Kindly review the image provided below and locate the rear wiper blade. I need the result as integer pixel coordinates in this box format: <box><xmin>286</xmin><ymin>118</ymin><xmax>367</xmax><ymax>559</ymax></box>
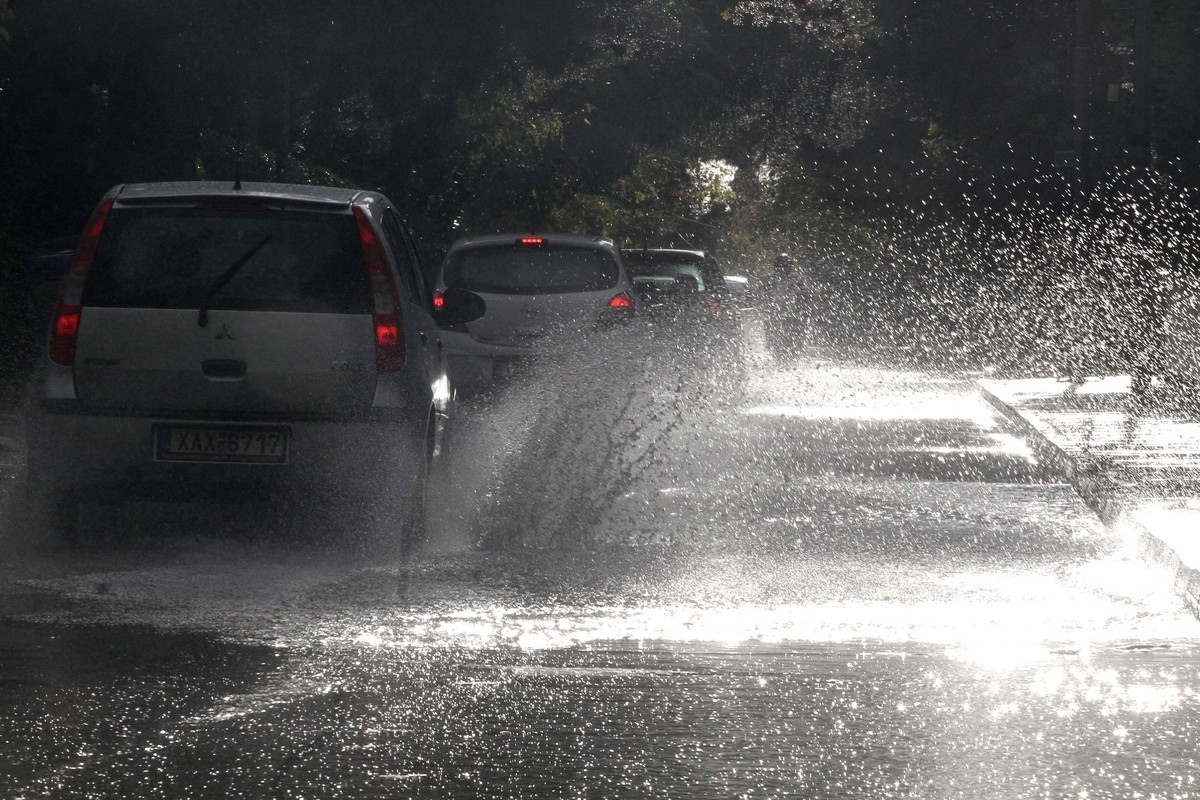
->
<box><xmin>197</xmin><ymin>234</ymin><xmax>272</xmax><ymax>327</ymax></box>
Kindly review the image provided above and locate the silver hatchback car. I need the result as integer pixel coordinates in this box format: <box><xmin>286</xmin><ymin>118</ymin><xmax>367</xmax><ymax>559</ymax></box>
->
<box><xmin>24</xmin><ymin>181</ymin><xmax>483</xmax><ymax>546</ymax></box>
<box><xmin>434</xmin><ymin>233</ymin><xmax>638</xmax><ymax>390</ymax></box>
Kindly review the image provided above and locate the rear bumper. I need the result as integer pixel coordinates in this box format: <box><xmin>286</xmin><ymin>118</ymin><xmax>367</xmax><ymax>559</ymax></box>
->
<box><xmin>26</xmin><ymin>408</ymin><xmax>425</xmax><ymax>502</ymax></box>
<box><xmin>441</xmin><ymin>331</ymin><xmax>530</xmax><ymax>389</ymax></box>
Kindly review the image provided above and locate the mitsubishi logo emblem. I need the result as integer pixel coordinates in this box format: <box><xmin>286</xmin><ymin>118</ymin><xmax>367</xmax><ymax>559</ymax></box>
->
<box><xmin>216</xmin><ymin>323</ymin><xmax>235</xmax><ymax>341</ymax></box>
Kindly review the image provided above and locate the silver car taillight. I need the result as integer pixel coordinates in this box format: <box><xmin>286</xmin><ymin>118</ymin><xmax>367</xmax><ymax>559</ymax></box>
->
<box><xmin>49</xmin><ymin>198</ymin><xmax>114</xmax><ymax>366</ymax></box>
<box><xmin>597</xmin><ymin>291</ymin><xmax>636</xmax><ymax>328</ymax></box>
<box><xmin>354</xmin><ymin>206</ymin><xmax>406</xmax><ymax>372</ymax></box>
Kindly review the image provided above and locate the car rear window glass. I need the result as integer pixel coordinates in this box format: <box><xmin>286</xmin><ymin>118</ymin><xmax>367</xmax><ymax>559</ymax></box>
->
<box><xmin>443</xmin><ymin>244</ymin><xmax>619</xmax><ymax>295</ymax></box>
<box><xmin>623</xmin><ymin>252</ymin><xmax>725</xmax><ymax>293</ymax></box>
<box><xmin>84</xmin><ymin>206</ymin><xmax>370</xmax><ymax>313</ymax></box>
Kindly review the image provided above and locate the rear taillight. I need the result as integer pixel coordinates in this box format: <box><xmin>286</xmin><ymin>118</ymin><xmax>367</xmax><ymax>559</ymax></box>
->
<box><xmin>375</xmin><ymin>318</ymin><xmax>400</xmax><ymax>347</ymax></box>
<box><xmin>608</xmin><ymin>292</ymin><xmax>634</xmax><ymax>309</ymax></box>
<box><xmin>598</xmin><ymin>291</ymin><xmax>636</xmax><ymax>328</ymax></box>
<box><xmin>49</xmin><ymin>198</ymin><xmax>114</xmax><ymax>366</ymax></box>
<box><xmin>354</xmin><ymin>206</ymin><xmax>406</xmax><ymax>372</ymax></box>
<box><xmin>431</xmin><ymin>291</ymin><xmax>470</xmax><ymax>333</ymax></box>
<box><xmin>374</xmin><ymin>314</ymin><xmax>404</xmax><ymax>371</ymax></box>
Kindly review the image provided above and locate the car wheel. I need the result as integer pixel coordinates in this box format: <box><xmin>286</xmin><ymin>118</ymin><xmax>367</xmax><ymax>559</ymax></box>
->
<box><xmin>22</xmin><ymin>478</ymin><xmax>82</xmax><ymax>546</ymax></box>
<box><xmin>398</xmin><ymin>453</ymin><xmax>430</xmax><ymax>554</ymax></box>
<box><xmin>358</xmin><ymin>424</ymin><xmax>431</xmax><ymax>560</ymax></box>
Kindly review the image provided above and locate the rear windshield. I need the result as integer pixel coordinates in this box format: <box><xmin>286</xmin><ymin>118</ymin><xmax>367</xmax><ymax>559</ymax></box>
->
<box><xmin>443</xmin><ymin>244</ymin><xmax>619</xmax><ymax>295</ymax></box>
<box><xmin>84</xmin><ymin>206</ymin><xmax>370</xmax><ymax>313</ymax></box>
<box><xmin>624</xmin><ymin>251</ymin><xmax>725</xmax><ymax>293</ymax></box>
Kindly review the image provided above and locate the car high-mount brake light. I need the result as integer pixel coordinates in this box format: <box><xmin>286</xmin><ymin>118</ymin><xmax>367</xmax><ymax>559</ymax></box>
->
<box><xmin>518</xmin><ymin>237</ymin><xmax>545</xmax><ymax>247</ymax></box>
<box><xmin>354</xmin><ymin>206</ymin><xmax>406</xmax><ymax>372</ymax></box>
<box><xmin>49</xmin><ymin>198</ymin><xmax>114</xmax><ymax>366</ymax></box>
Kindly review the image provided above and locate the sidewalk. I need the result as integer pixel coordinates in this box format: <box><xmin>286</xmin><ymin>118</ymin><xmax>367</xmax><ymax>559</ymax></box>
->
<box><xmin>980</xmin><ymin>375</ymin><xmax>1200</xmax><ymax>618</ymax></box>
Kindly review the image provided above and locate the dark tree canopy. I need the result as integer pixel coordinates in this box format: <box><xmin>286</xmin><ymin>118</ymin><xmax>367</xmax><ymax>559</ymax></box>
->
<box><xmin>0</xmin><ymin>0</ymin><xmax>1195</xmax><ymax>272</ymax></box>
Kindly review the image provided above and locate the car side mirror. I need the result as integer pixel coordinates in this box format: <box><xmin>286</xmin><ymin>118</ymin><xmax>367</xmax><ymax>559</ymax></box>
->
<box><xmin>433</xmin><ymin>288</ymin><xmax>486</xmax><ymax>327</ymax></box>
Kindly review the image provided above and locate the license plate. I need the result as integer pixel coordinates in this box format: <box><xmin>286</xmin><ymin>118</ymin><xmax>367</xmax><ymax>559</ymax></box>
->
<box><xmin>154</xmin><ymin>424</ymin><xmax>290</xmax><ymax>464</ymax></box>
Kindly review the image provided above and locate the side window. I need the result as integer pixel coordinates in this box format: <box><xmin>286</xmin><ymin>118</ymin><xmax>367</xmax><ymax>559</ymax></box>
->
<box><xmin>402</xmin><ymin>220</ymin><xmax>432</xmax><ymax>304</ymax></box>
<box><xmin>381</xmin><ymin>206</ymin><xmax>429</xmax><ymax>307</ymax></box>
<box><xmin>380</xmin><ymin>209</ymin><xmax>419</xmax><ymax>303</ymax></box>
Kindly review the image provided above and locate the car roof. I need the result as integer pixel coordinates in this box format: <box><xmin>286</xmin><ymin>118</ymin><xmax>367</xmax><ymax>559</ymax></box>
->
<box><xmin>108</xmin><ymin>181</ymin><xmax>373</xmax><ymax>208</ymax></box>
<box><xmin>447</xmin><ymin>233</ymin><xmax>617</xmax><ymax>250</ymax></box>
<box><xmin>623</xmin><ymin>248</ymin><xmax>707</xmax><ymax>260</ymax></box>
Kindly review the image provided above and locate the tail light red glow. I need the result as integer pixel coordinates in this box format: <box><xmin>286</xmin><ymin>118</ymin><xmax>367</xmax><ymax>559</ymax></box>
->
<box><xmin>354</xmin><ymin>206</ymin><xmax>406</xmax><ymax>372</ymax></box>
<box><xmin>518</xmin><ymin>237</ymin><xmax>545</xmax><ymax>247</ymax></box>
<box><xmin>54</xmin><ymin>312</ymin><xmax>81</xmax><ymax>338</ymax></box>
<box><xmin>49</xmin><ymin>197</ymin><xmax>114</xmax><ymax>366</ymax></box>
<box><xmin>376</xmin><ymin>319</ymin><xmax>400</xmax><ymax>346</ymax></box>
<box><xmin>374</xmin><ymin>315</ymin><xmax>405</xmax><ymax>371</ymax></box>
<box><xmin>433</xmin><ymin>291</ymin><xmax>470</xmax><ymax>332</ymax></box>
<box><xmin>608</xmin><ymin>292</ymin><xmax>634</xmax><ymax>309</ymax></box>
<box><xmin>597</xmin><ymin>291</ymin><xmax>636</xmax><ymax>329</ymax></box>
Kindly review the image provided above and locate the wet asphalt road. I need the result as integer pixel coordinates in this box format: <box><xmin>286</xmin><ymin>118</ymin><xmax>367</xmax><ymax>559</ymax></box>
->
<box><xmin>0</xmin><ymin>319</ymin><xmax>1197</xmax><ymax>799</ymax></box>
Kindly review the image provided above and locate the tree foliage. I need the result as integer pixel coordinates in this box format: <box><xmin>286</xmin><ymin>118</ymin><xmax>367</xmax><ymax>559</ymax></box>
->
<box><xmin>0</xmin><ymin>0</ymin><xmax>12</xmax><ymax>43</ymax></box>
<box><xmin>0</xmin><ymin>0</ymin><xmax>1195</xmax><ymax>272</ymax></box>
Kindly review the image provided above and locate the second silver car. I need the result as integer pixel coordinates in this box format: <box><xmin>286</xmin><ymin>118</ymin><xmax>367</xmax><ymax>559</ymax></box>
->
<box><xmin>434</xmin><ymin>233</ymin><xmax>638</xmax><ymax>390</ymax></box>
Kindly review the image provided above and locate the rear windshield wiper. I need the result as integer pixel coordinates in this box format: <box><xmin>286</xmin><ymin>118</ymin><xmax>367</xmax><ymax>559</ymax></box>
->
<box><xmin>197</xmin><ymin>234</ymin><xmax>272</xmax><ymax>327</ymax></box>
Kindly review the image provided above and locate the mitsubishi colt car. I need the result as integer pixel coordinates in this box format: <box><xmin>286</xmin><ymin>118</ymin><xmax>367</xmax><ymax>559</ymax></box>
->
<box><xmin>434</xmin><ymin>233</ymin><xmax>638</xmax><ymax>390</ymax></box>
<box><xmin>24</xmin><ymin>181</ymin><xmax>483</xmax><ymax>547</ymax></box>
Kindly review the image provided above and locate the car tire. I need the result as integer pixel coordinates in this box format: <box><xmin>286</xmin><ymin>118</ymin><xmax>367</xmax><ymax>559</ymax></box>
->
<box><xmin>22</xmin><ymin>477</ymin><xmax>82</xmax><ymax>547</ymax></box>
<box><xmin>358</xmin><ymin>423</ymin><xmax>431</xmax><ymax>560</ymax></box>
<box><xmin>398</xmin><ymin>454</ymin><xmax>430</xmax><ymax>555</ymax></box>
<box><xmin>22</xmin><ymin>405</ymin><xmax>83</xmax><ymax>546</ymax></box>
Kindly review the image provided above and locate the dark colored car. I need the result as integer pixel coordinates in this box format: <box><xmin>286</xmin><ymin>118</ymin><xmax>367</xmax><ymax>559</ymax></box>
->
<box><xmin>24</xmin><ymin>181</ymin><xmax>483</xmax><ymax>548</ymax></box>
<box><xmin>623</xmin><ymin>248</ymin><xmax>738</xmax><ymax>329</ymax></box>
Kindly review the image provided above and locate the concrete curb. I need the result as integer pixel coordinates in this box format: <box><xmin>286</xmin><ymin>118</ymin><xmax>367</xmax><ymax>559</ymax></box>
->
<box><xmin>979</xmin><ymin>382</ymin><xmax>1200</xmax><ymax>619</ymax></box>
<box><xmin>978</xmin><ymin>385</ymin><xmax>1126</xmax><ymax>526</ymax></box>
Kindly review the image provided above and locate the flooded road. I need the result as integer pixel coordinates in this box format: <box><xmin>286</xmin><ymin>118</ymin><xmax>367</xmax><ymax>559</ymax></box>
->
<box><xmin>0</xmin><ymin>322</ymin><xmax>1197</xmax><ymax>798</ymax></box>
<box><xmin>3</xmin><ymin>623</ymin><xmax>1196</xmax><ymax>799</ymax></box>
